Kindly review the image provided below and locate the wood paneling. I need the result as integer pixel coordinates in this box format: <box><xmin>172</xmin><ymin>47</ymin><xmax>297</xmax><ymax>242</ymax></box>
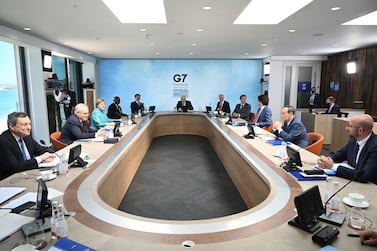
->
<box><xmin>320</xmin><ymin>45</ymin><xmax>377</xmax><ymax>116</ymax></box>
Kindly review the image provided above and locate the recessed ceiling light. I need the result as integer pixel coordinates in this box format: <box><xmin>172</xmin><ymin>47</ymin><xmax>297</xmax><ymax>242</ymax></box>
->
<box><xmin>155</xmin><ymin>52</ymin><xmax>160</xmax><ymax>55</ymax></box>
<box><xmin>189</xmin><ymin>52</ymin><xmax>193</xmax><ymax>55</ymax></box>
<box><xmin>196</xmin><ymin>28</ymin><xmax>203</xmax><ymax>32</ymax></box>
<box><xmin>332</xmin><ymin>44</ymin><xmax>339</xmax><ymax>47</ymax></box>
<box><xmin>234</xmin><ymin>0</ymin><xmax>313</xmax><ymax>24</ymax></box>
<box><xmin>23</xmin><ymin>27</ymin><xmax>31</xmax><ymax>31</ymax></box>
<box><xmin>244</xmin><ymin>52</ymin><xmax>249</xmax><ymax>55</ymax></box>
<box><xmin>330</xmin><ymin>6</ymin><xmax>341</xmax><ymax>11</ymax></box>
<box><xmin>140</xmin><ymin>28</ymin><xmax>147</xmax><ymax>32</ymax></box>
<box><xmin>342</xmin><ymin>10</ymin><xmax>377</xmax><ymax>25</ymax></box>
<box><xmin>203</xmin><ymin>6</ymin><xmax>212</xmax><ymax>10</ymax></box>
<box><xmin>87</xmin><ymin>52</ymin><xmax>92</xmax><ymax>54</ymax></box>
<box><xmin>149</xmin><ymin>43</ymin><xmax>155</xmax><ymax>46</ymax></box>
<box><xmin>289</xmin><ymin>29</ymin><xmax>296</xmax><ymax>33</ymax></box>
<box><xmin>102</xmin><ymin>0</ymin><xmax>167</xmax><ymax>24</ymax></box>
<box><xmin>192</xmin><ymin>43</ymin><xmax>197</xmax><ymax>46</ymax></box>
<box><xmin>261</xmin><ymin>43</ymin><xmax>267</xmax><ymax>47</ymax></box>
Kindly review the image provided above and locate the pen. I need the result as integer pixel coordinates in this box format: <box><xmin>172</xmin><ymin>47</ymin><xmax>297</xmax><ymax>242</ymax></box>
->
<box><xmin>347</xmin><ymin>233</ymin><xmax>360</xmax><ymax>237</ymax></box>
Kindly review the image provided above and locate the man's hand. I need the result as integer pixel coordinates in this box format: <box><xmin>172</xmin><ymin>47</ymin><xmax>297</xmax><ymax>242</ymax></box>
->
<box><xmin>317</xmin><ymin>155</ymin><xmax>334</xmax><ymax>169</ymax></box>
<box><xmin>40</xmin><ymin>152</ymin><xmax>55</xmax><ymax>163</ymax></box>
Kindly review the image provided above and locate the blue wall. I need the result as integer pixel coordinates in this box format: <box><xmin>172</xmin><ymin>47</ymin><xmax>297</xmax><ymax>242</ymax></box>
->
<box><xmin>98</xmin><ymin>59</ymin><xmax>262</xmax><ymax>115</ymax></box>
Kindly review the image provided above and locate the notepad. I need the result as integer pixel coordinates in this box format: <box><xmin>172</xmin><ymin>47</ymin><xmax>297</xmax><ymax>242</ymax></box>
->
<box><xmin>47</xmin><ymin>237</ymin><xmax>96</xmax><ymax>251</ymax></box>
<box><xmin>0</xmin><ymin>210</ymin><xmax>34</xmax><ymax>242</ymax></box>
<box><xmin>0</xmin><ymin>187</ymin><xmax>26</xmax><ymax>205</ymax></box>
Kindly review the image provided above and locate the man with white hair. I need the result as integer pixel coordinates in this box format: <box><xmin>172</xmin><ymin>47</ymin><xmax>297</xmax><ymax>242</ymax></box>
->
<box><xmin>60</xmin><ymin>103</ymin><xmax>106</xmax><ymax>145</ymax></box>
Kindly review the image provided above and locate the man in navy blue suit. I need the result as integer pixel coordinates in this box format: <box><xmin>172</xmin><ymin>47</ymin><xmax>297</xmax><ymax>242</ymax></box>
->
<box><xmin>322</xmin><ymin>96</ymin><xmax>340</xmax><ymax>114</ymax></box>
<box><xmin>273</xmin><ymin>105</ymin><xmax>308</xmax><ymax>148</ymax></box>
<box><xmin>130</xmin><ymin>93</ymin><xmax>145</xmax><ymax>114</ymax></box>
<box><xmin>318</xmin><ymin>114</ymin><xmax>377</xmax><ymax>184</ymax></box>
<box><xmin>252</xmin><ymin>95</ymin><xmax>272</xmax><ymax>127</ymax></box>
<box><xmin>0</xmin><ymin>112</ymin><xmax>55</xmax><ymax>180</ymax></box>
<box><xmin>215</xmin><ymin>94</ymin><xmax>231</xmax><ymax>114</ymax></box>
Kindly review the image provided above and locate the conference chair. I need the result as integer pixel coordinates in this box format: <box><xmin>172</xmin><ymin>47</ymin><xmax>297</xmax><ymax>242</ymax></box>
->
<box><xmin>50</xmin><ymin>131</ymin><xmax>67</xmax><ymax>151</ymax></box>
<box><xmin>305</xmin><ymin>132</ymin><xmax>324</xmax><ymax>155</ymax></box>
<box><xmin>262</xmin><ymin>122</ymin><xmax>273</xmax><ymax>133</ymax></box>
<box><xmin>249</xmin><ymin>112</ymin><xmax>255</xmax><ymax>122</ymax></box>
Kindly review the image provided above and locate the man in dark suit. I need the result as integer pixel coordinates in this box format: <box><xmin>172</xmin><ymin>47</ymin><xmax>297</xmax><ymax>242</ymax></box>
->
<box><xmin>0</xmin><ymin>112</ymin><xmax>55</xmax><ymax>180</ymax></box>
<box><xmin>273</xmin><ymin>105</ymin><xmax>308</xmax><ymax>148</ymax></box>
<box><xmin>318</xmin><ymin>114</ymin><xmax>377</xmax><ymax>184</ymax></box>
<box><xmin>176</xmin><ymin>95</ymin><xmax>194</xmax><ymax>112</ymax></box>
<box><xmin>60</xmin><ymin>103</ymin><xmax>106</xmax><ymax>145</ymax></box>
<box><xmin>307</xmin><ymin>87</ymin><xmax>320</xmax><ymax>113</ymax></box>
<box><xmin>322</xmin><ymin>96</ymin><xmax>340</xmax><ymax>114</ymax></box>
<box><xmin>252</xmin><ymin>94</ymin><xmax>272</xmax><ymax>127</ymax></box>
<box><xmin>215</xmin><ymin>94</ymin><xmax>231</xmax><ymax>114</ymax></box>
<box><xmin>130</xmin><ymin>93</ymin><xmax>145</xmax><ymax>114</ymax></box>
<box><xmin>107</xmin><ymin>96</ymin><xmax>128</xmax><ymax>119</ymax></box>
<box><xmin>232</xmin><ymin>94</ymin><xmax>251</xmax><ymax>120</ymax></box>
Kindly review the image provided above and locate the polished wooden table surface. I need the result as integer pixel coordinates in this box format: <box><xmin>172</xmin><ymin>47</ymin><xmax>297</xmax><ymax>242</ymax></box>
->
<box><xmin>1</xmin><ymin>112</ymin><xmax>376</xmax><ymax>250</ymax></box>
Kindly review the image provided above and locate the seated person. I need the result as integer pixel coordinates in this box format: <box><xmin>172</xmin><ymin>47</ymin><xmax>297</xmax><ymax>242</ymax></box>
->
<box><xmin>91</xmin><ymin>98</ymin><xmax>114</xmax><ymax>130</ymax></box>
<box><xmin>107</xmin><ymin>96</ymin><xmax>128</xmax><ymax>119</ymax></box>
<box><xmin>317</xmin><ymin>114</ymin><xmax>377</xmax><ymax>184</ymax></box>
<box><xmin>130</xmin><ymin>93</ymin><xmax>145</xmax><ymax>115</ymax></box>
<box><xmin>215</xmin><ymin>94</ymin><xmax>231</xmax><ymax>114</ymax></box>
<box><xmin>232</xmin><ymin>94</ymin><xmax>251</xmax><ymax>120</ymax></box>
<box><xmin>251</xmin><ymin>94</ymin><xmax>272</xmax><ymax>127</ymax></box>
<box><xmin>0</xmin><ymin>112</ymin><xmax>55</xmax><ymax>180</ymax></box>
<box><xmin>322</xmin><ymin>96</ymin><xmax>340</xmax><ymax>114</ymax></box>
<box><xmin>273</xmin><ymin>105</ymin><xmax>308</xmax><ymax>148</ymax></box>
<box><xmin>60</xmin><ymin>103</ymin><xmax>106</xmax><ymax>145</ymax></box>
<box><xmin>176</xmin><ymin>95</ymin><xmax>193</xmax><ymax>112</ymax></box>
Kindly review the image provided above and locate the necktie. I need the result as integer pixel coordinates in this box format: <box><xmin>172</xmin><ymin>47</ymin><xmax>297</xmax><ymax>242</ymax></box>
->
<box><xmin>19</xmin><ymin>138</ymin><xmax>28</xmax><ymax>160</ymax></box>
<box><xmin>82</xmin><ymin>122</ymin><xmax>87</xmax><ymax>133</ymax></box>
<box><xmin>353</xmin><ymin>143</ymin><xmax>360</xmax><ymax>167</ymax></box>
<box><xmin>252</xmin><ymin>108</ymin><xmax>261</xmax><ymax>123</ymax></box>
<box><xmin>219</xmin><ymin>102</ymin><xmax>223</xmax><ymax>111</ymax></box>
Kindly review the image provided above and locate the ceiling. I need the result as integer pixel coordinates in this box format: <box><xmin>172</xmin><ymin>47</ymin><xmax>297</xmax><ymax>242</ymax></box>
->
<box><xmin>0</xmin><ymin>0</ymin><xmax>376</xmax><ymax>59</ymax></box>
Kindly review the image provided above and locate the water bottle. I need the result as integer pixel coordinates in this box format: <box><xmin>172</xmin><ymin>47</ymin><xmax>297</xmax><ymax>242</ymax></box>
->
<box><xmin>56</xmin><ymin>204</ymin><xmax>68</xmax><ymax>239</ymax></box>
<box><xmin>329</xmin><ymin>181</ymin><xmax>340</xmax><ymax>213</ymax></box>
<box><xmin>323</xmin><ymin>177</ymin><xmax>332</xmax><ymax>215</ymax></box>
<box><xmin>138</xmin><ymin>109</ymin><xmax>141</xmax><ymax>117</ymax></box>
<box><xmin>58</xmin><ymin>153</ymin><xmax>68</xmax><ymax>175</ymax></box>
<box><xmin>50</xmin><ymin>201</ymin><xmax>59</xmax><ymax>240</ymax></box>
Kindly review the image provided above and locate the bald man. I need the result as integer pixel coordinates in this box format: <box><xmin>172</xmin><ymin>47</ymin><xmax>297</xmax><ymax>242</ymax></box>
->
<box><xmin>318</xmin><ymin>114</ymin><xmax>377</xmax><ymax>184</ymax></box>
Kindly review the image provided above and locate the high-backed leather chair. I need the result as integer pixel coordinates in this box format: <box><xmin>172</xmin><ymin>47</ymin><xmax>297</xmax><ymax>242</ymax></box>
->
<box><xmin>305</xmin><ymin>132</ymin><xmax>324</xmax><ymax>155</ymax></box>
<box><xmin>50</xmin><ymin>131</ymin><xmax>67</xmax><ymax>151</ymax></box>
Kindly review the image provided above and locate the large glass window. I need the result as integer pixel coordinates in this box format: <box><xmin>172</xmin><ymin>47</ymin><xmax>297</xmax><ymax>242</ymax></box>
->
<box><xmin>0</xmin><ymin>40</ymin><xmax>19</xmax><ymax>133</ymax></box>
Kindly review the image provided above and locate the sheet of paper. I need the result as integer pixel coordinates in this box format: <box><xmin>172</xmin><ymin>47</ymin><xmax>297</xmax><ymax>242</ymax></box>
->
<box><xmin>0</xmin><ymin>187</ymin><xmax>26</xmax><ymax>205</ymax></box>
<box><xmin>0</xmin><ymin>188</ymin><xmax>64</xmax><ymax>209</ymax></box>
<box><xmin>39</xmin><ymin>156</ymin><xmax>60</xmax><ymax>168</ymax></box>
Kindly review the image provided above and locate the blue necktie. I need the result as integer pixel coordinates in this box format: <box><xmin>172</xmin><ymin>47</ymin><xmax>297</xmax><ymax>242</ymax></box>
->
<box><xmin>19</xmin><ymin>138</ymin><xmax>28</xmax><ymax>160</ymax></box>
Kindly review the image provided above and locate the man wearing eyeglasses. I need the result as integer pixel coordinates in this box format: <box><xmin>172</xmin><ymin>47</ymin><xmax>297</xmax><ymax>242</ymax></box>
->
<box><xmin>317</xmin><ymin>114</ymin><xmax>377</xmax><ymax>184</ymax></box>
<box><xmin>60</xmin><ymin>103</ymin><xmax>106</xmax><ymax>145</ymax></box>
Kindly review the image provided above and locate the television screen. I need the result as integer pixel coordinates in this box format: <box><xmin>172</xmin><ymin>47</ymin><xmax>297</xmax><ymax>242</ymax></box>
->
<box><xmin>286</xmin><ymin>145</ymin><xmax>302</xmax><ymax>167</ymax></box>
<box><xmin>206</xmin><ymin>106</ymin><xmax>212</xmax><ymax>113</ymax></box>
<box><xmin>289</xmin><ymin>185</ymin><xmax>324</xmax><ymax>233</ymax></box>
<box><xmin>68</xmin><ymin>144</ymin><xmax>82</xmax><ymax>165</ymax></box>
<box><xmin>41</xmin><ymin>50</ymin><xmax>52</xmax><ymax>72</ymax></box>
<box><xmin>148</xmin><ymin>105</ymin><xmax>156</xmax><ymax>112</ymax></box>
<box><xmin>36</xmin><ymin>178</ymin><xmax>50</xmax><ymax>219</ymax></box>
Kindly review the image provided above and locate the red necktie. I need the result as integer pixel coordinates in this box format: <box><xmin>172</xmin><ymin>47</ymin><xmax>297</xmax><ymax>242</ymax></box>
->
<box><xmin>82</xmin><ymin>122</ymin><xmax>87</xmax><ymax>133</ymax></box>
<box><xmin>252</xmin><ymin>108</ymin><xmax>261</xmax><ymax>123</ymax></box>
<box><xmin>219</xmin><ymin>102</ymin><xmax>223</xmax><ymax>111</ymax></box>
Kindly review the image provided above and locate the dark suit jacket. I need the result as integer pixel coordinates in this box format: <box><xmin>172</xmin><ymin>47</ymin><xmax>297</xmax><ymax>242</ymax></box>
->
<box><xmin>308</xmin><ymin>93</ymin><xmax>320</xmax><ymax>107</ymax></box>
<box><xmin>0</xmin><ymin>130</ymin><xmax>52</xmax><ymax>180</ymax></box>
<box><xmin>176</xmin><ymin>100</ymin><xmax>193</xmax><ymax>112</ymax></box>
<box><xmin>323</xmin><ymin>103</ymin><xmax>340</xmax><ymax>114</ymax></box>
<box><xmin>255</xmin><ymin>106</ymin><xmax>272</xmax><ymax>127</ymax></box>
<box><xmin>232</xmin><ymin>103</ymin><xmax>251</xmax><ymax>120</ymax></box>
<box><xmin>215</xmin><ymin>101</ymin><xmax>231</xmax><ymax>114</ymax></box>
<box><xmin>277</xmin><ymin>116</ymin><xmax>308</xmax><ymax>148</ymax></box>
<box><xmin>130</xmin><ymin>101</ymin><xmax>145</xmax><ymax>114</ymax></box>
<box><xmin>60</xmin><ymin>114</ymin><xmax>96</xmax><ymax>145</ymax></box>
<box><xmin>330</xmin><ymin>133</ymin><xmax>377</xmax><ymax>184</ymax></box>
<box><xmin>107</xmin><ymin>103</ymin><xmax>127</xmax><ymax>119</ymax></box>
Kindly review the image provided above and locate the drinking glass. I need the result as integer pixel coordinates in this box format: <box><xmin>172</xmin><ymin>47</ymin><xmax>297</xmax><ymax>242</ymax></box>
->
<box><xmin>349</xmin><ymin>207</ymin><xmax>365</xmax><ymax>230</ymax></box>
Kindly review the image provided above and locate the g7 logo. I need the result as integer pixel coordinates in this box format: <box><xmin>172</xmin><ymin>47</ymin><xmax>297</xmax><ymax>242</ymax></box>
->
<box><xmin>173</xmin><ymin>74</ymin><xmax>187</xmax><ymax>82</ymax></box>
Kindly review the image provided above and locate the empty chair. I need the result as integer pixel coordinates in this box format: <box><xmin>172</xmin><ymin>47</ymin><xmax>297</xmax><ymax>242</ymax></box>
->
<box><xmin>50</xmin><ymin>131</ymin><xmax>67</xmax><ymax>151</ymax></box>
<box><xmin>305</xmin><ymin>132</ymin><xmax>324</xmax><ymax>155</ymax></box>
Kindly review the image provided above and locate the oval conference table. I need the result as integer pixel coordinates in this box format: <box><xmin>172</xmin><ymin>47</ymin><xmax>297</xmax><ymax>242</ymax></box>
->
<box><xmin>1</xmin><ymin>112</ymin><xmax>376</xmax><ymax>250</ymax></box>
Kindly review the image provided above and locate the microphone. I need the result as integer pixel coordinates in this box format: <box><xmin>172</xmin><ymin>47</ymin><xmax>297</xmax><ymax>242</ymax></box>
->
<box><xmin>319</xmin><ymin>169</ymin><xmax>365</xmax><ymax>225</ymax></box>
